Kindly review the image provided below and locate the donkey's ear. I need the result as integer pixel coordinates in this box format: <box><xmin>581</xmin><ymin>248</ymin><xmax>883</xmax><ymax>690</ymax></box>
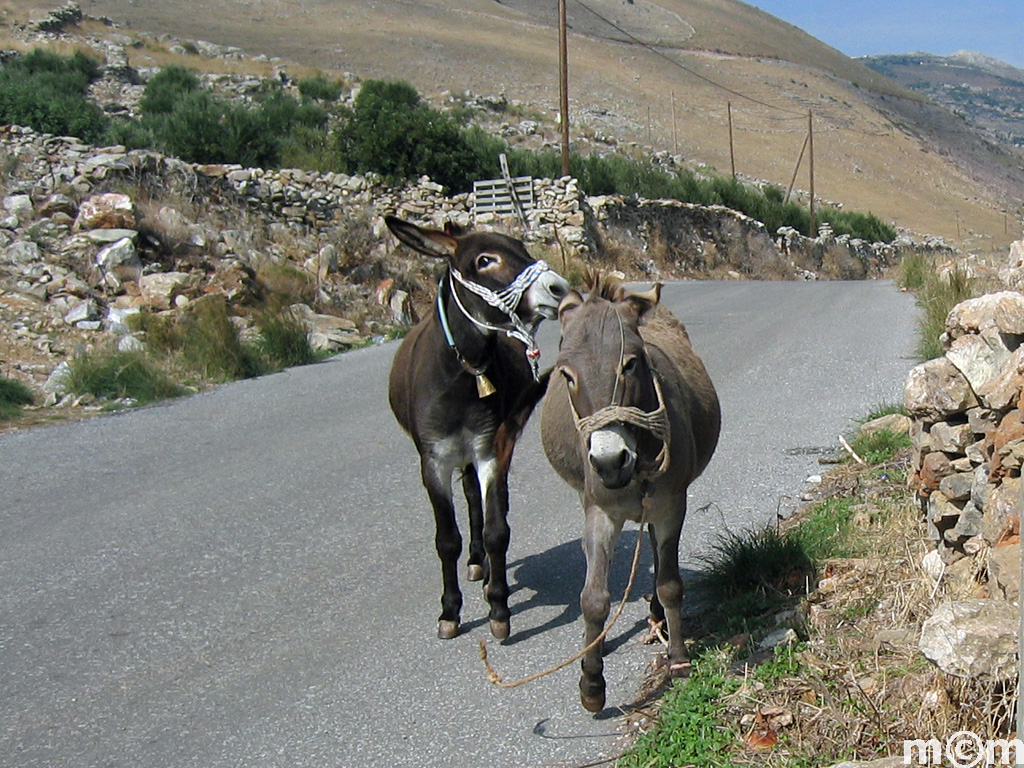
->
<box><xmin>385</xmin><ymin>215</ymin><xmax>457</xmax><ymax>258</ymax></box>
<box><xmin>621</xmin><ymin>283</ymin><xmax>661</xmax><ymax>324</ymax></box>
<box><xmin>557</xmin><ymin>290</ymin><xmax>584</xmax><ymax>321</ymax></box>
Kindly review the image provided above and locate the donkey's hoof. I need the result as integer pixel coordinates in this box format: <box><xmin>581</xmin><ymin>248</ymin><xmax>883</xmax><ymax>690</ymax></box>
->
<box><xmin>489</xmin><ymin>619</ymin><xmax>510</xmax><ymax>640</ymax></box>
<box><xmin>668</xmin><ymin>660</ymin><xmax>692</xmax><ymax>678</ymax></box>
<box><xmin>437</xmin><ymin>620</ymin><xmax>459</xmax><ymax>639</ymax></box>
<box><xmin>467</xmin><ymin>564</ymin><xmax>485</xmax><ymax>582</ymax></box>
<box><xmin>580</xmin><ymin>689</ymin><xmax>606</xmax><ymax>713</ymax></box>
<box><xmin>579</xmin><ymin>679</ymin><xmax>606</xmax><ymax>713</ymax></box>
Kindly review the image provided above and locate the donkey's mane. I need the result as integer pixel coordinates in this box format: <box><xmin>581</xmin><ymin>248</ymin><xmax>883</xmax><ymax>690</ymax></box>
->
<box><xmin>582</xmin><ymin>268</ymin><xmax>624</xmax><ymax>302</ymax></box>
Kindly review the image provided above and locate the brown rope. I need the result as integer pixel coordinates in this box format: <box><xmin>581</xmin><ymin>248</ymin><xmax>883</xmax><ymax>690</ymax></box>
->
<box><xmin>480</xmin><ymin>506</ymin><xmax>648</xmax><ymax>689</ymax></box>
<box><xmin>569</xmin><ymin>373</ymin><xmax>671</xmax><ymax>480</ymax></box>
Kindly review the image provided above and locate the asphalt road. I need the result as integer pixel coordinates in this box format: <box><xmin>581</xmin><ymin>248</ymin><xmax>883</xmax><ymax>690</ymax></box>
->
<box><xmin>0</xmin><ymin>280</ymin><xmax>918</xmax><ymax>768</ymax></box>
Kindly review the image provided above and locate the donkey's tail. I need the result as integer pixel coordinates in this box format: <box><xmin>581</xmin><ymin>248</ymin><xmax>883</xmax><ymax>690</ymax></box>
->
<box><xmin>495</xmin><ymin>368</ymin><xmax>551</xmax><ymax>471</ymax></box>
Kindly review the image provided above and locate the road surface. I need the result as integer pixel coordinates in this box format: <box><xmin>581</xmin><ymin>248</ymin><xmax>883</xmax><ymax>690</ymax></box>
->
<box><xmin>0</xmin><ymin>280</ymin><xmax>918</xmax><ymax>768</ymax></box>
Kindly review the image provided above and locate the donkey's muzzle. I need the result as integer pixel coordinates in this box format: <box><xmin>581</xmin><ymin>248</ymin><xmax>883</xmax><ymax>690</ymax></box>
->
<box><xmin>588</xmin><ymin>427</ymin><xmax>637</xmax><ymax>490</ymax></box>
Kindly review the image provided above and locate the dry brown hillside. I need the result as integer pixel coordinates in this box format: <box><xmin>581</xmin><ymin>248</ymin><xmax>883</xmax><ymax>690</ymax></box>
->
<box><xmin>35</xmin><ymin>0</ymin><xmax>1024</xmax><ymax>251</ymax></box>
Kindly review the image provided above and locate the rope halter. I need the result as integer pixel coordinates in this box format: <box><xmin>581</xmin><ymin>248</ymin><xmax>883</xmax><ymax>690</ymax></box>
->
<box><xmin>567</xmin><ymin>365</ymin><xmax>672</xmax><ymax>481</ymax></box>
<box><xmin>445</xmin><ymin>259</ymin><xmax>554</xmax><ymax>381</ymax></box>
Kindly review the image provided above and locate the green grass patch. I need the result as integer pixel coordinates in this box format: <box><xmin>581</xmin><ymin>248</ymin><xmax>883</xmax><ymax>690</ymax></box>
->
<box><xmin>849</xmin><ymin>427</ymin><xmax>912</xmax><ymax>465</ymax></box>
<box><xmin>790</xmin><ymin>497</ymin><xmax>857</xmax><ymax>562</ymax></box>
<box><xmin>861</xmin><ymin>402</ymin><xmax>909</xmax><ymax>422</ymax></box>
<box><xmin>896</xmin><ymin>252</ymin><xmax>978</xmax><ymax>361</ymax></box>
<box><xmin>253</xmin><ymin>307</ymin><xmax>317</xmax><ymax>369</ymax></box>
<box><xmin>66</xmin><ymin>348</ymin><xmax>186</xmax><ymax>404</ymax></box>
<box><xmin>619</xmin><ymin>647</ymin><xmax>741</xmax><ymax>768</ymax></box>
<box><xmin>0</xmin><ymin>375</ymin><xmax>35</xmax><ymax>420</ymax></box>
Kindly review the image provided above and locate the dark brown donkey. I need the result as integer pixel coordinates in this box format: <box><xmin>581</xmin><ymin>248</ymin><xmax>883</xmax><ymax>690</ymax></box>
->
<box><xmin>541</xmin><ymin>274</ymin><xmax>720</xmax><ymax>711</ymax></box>
<box><xmin>386</xmin><ymin>215</ymin><xmax>569</xmax><ymax>640</ymax></box>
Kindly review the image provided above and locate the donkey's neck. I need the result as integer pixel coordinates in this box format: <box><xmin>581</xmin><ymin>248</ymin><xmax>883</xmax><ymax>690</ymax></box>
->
<box><xmin>437</xmin><ymin>277</ymin><xmax>499</xmax><ymax>372</ymax></box>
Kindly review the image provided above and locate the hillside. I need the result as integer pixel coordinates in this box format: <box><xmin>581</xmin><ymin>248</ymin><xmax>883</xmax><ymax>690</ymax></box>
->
<box><xmin>19</xmin><ymin>0</ymin><xmax>1024</xmax><ymax>252</ymax></box>
<box><xmin>863</xmin><ymin>51</ymin><xmax>1024</xmax><ymax>148</ymax></box>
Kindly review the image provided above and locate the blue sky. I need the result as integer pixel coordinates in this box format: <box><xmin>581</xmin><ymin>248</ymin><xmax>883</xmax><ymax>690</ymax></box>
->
<box><xmin>742</xmin><ymin>0</ymin><xmax>1024</xmax><ymax>69</ymax></box>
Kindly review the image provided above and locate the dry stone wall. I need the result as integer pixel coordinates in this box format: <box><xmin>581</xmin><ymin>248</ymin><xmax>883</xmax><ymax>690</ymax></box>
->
<box><xmin>905</xmin><ymin>280</ymin><xmax>1024</xmax><ymax>599</ymax></box>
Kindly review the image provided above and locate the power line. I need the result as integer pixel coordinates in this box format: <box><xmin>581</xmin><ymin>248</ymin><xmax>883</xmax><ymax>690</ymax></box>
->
<box><xmin>569</xmin><ymin>0</ymin><xmax>806</xmax><ymax>118</ymax></box>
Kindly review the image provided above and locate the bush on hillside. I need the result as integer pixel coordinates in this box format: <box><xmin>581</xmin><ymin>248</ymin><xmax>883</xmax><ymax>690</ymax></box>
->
<box><xmin>138</xmin><ymin>65</ymin><xmax>201</xmax><ymax>115</ymax></box>
<box><xmin>334</xmin><ymin>79</ymin><xmax>479</xmax><ymax>192</ymax></box>
<box><xmin>0</xmin><ymin>48</ymin><xmax>107</xmax><ymax>142</ymax></box>
<box><xmin>297</xmin><ymin>74</ymin><xmax>343</xmax><ymax>102</ymax></box>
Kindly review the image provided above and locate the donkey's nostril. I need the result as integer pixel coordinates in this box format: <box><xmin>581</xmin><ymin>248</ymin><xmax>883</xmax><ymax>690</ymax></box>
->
<box><xmin>550</xmin><ymin>280</ymin><xmax>568</xmax><ymax>299</ymax></box>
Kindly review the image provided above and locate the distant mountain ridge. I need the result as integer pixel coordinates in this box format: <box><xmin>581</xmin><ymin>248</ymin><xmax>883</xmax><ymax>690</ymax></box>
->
<box><xmin>862</xmin><ymin>51</ymin><xmax>1024</xmax><ymax>148</ymax></box>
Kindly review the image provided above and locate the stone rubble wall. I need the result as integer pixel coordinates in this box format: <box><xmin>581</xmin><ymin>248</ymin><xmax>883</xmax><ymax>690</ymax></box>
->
<box><xmin>904</xmin><ymin>281</ymin><xmax>1024</xmax><ymax>600</ymax></box>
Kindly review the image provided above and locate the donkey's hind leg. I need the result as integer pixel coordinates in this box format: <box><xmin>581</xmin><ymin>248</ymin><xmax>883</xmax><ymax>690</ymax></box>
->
<box><xmin>461</xmin><ymin>465</ymin><xmax>486</xmax><ymax>582</ymax></box>
<box><xmin>651</xmin><ymin>513</ymin><xmax>690</xmax><ymax>677</ymax></box>
<box><xmin>644</xmin><ymin>525</ymin><xmax>667</xmax><ymax>644</ymax></box>
<box><xmin>422</xmin><ymin>458</ymin><xmax>464</xmax><ymax>639</ymax></box>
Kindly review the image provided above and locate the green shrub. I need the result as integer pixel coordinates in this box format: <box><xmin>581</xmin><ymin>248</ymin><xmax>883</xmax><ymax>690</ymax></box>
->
<box><xmin>0</xmin><ymin>375</ymin><xmax>35</xmax><ymax>420</ymax></box>
<box><xmin>335</xmin><ymin>79</ymin><xmax>479</xmax><ymax>191</ymax></box>
<box><xmin>67</xmin><ymin>348</ymin><xmax>186</xmax><ymax>404</ymax></box>
<box><xmin>139</xmin><ymin>65</ymin><xmax>200</xmax><ymax>115</ymax></box>
<box><xmin>297</xmin><ymin>74</ymin><xmax>343</xmax><ymax>102</ymax></box>
<box><xmin>696</xmin><ymin>525</ymin><xmax>815</xmax><ymax>602</ymax></box>
<box><xmin>0</xmin><ymin>48</ymin><xmax>107</xmax><ymax>142</ymax></box>
<box><xmin>896</xmin><ymin>251</ymin><xmax>931</xmax><ymax>292</ymax></box>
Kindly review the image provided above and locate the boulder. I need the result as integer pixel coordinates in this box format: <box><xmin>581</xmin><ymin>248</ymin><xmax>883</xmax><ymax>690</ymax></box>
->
<box><xmin>7</xmin><ymin>240</ymin><xmax>41</xmax><ymax>264</ymax></box>
<box><xmin>139</xmin><ymin>272</ymin><xmax>196</xmax><ymax>310</ymax></box>
<box><xmin>946</xmin><ymin>291</ymin><xmax>1024</xmax><ymax>340</ymax></box>
<box><xmin>945</xmin><ymin>330</ymin><xmax>1012</xmax><ymax>395</ymax></box>
<box><xmin>75</xmin><ymin>193</ymin><xmax>136</xmax><ymax>230</ymax></box>
<box><xmin>929</xmin><ymin>421</ymin><xmax>973</xmax><ymax>453</ymax></box>
<box><xmin>905</xmin><ymin>357</ymin><xmax>978</xmax><ymax>420</ymax></box>
<box><xmin>978</xmin><ymin>347</ymin><xmax>1024</xmax><ymax>411</ymax></box>
<box><xmin>987</xmin><ymin>543</ymin><xmax>1020</xmax><ymax>602</ymax></box>
<box><xmin>3</xmin><ymin>194</ymin><xmax>33</xmax><ymax>219</ymax></box>
<box><xmin>919</xmin><ymin>599</ymin><xmax>1018</xmax><ymax>679</ymax></box>
<box><xmin>95</xmin><ymin>237</ymin><xmax>141</xmax><ymax>275</ymax></box>
<box><xmin>859</xmin><ymin>413</ymin><xmax>912</xmax><ymax>437</ymax></box>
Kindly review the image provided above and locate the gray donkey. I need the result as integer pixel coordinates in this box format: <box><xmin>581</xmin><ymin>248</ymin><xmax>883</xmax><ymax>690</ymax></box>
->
<box><xmin>541</xmin><ymin>273</ymin><xmax>720</xmax><ymax>711</ymax></box>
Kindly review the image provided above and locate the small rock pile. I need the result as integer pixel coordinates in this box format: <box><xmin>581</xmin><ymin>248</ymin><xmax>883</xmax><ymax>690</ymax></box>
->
<box><xmin>904</xmin><ymin>259</ymin><xmax>1024</xmax><ymax>684</ymax></box>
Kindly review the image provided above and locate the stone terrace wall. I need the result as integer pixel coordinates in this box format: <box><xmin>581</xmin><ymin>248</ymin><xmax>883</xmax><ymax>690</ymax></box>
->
<box><xmin>0</xmin><ymin>123</ymin><xmax>918</xmax><ymax>280</ymax></box>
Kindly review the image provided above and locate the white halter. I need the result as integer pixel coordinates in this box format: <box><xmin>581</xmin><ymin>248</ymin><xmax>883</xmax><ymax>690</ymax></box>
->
<box><xmin>445</xmin><ymin>259</ymin><xmax>554</xmax><ymax>381</ymax></box>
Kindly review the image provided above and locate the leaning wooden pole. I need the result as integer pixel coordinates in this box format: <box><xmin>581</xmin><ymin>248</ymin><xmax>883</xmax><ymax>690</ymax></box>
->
<box><xmin>808</xmin><ymin>110</ymin><xmax>816</xmax><ymax>238</ymax></box>
<box><xmin>785</xmin><ymin>131</ymin><xmax>809</xmax><ymax>204</ymax></box>
<box><xmin>558</xmin><ymin>0</ymin><xmax>570</xmax><ymax>178</ymax></box>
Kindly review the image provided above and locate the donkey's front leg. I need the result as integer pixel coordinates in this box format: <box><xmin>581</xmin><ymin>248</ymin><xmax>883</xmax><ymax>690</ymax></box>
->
<box><xmin>422</xmin><ymin>458</ymin><xmax>463</xmax><ymax>640</ymax></box>
<box><xmin>461</xmin><ymin>465</ymin><xmax>486</xmax><ymax>582</ymax></box>
<box><xmin>579</xmin><ymin>506</ymin><xmax>621</xmax><ymax>712</ymax></box>
<box><xmin>480</xmin><ymin>457</ymin><xmax>512</xmax><ymax>640</ymax></box>
<box><xmin>651</xmin><ymin>513</ymin><xmax>689</xmax><ymax>676</ymax></box>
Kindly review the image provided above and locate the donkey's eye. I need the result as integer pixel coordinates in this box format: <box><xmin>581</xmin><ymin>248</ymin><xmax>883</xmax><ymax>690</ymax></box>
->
<box><xmin>475</xmin><ymin>252</ymin><xmax>501</xmax><ymax>271</ymax></box>
<box><xmin>621</xmin><ymin>356</ymin><xmax>640</xmax><ymax>376</ymax></box>
<box><xmin>560</xmin><ymin>367</ymin><xmax>578</xmax><ymax>390</ymax></box>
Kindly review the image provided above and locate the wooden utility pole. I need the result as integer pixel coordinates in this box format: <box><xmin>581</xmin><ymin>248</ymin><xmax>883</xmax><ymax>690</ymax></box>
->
<box><xmin>558</xmin><ymin>0</ymin><xmax>570</xmax><ymax>177</ymax></box>
<box><xmin>727</xmin><ymin>102</ymin><xmax>736</xmax><ymax>179</ymax></box>
<box><xmin>671</xmin><ymin>91</ymin><xmax>678</xmax><ymax>155</ymax></box>
<box><xmin>808</xmin><ymin>110</ymin><xmax>816</xmax><ymax>237</ymax></box>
